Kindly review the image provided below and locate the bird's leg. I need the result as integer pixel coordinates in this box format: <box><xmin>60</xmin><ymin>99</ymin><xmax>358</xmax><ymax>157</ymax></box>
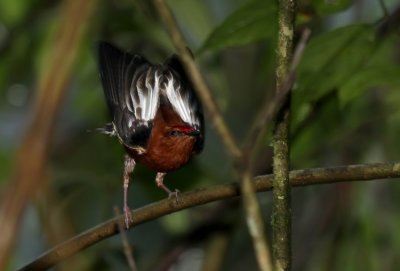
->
<box><xmin>123</xmin><ymin>154</ymin><xmax>136</xmax><ymax>229</ymax></box>
<box><xmin>155</xmin><ymin>172</ymin><xmax>180</xmax><ymax>203</ymax></box>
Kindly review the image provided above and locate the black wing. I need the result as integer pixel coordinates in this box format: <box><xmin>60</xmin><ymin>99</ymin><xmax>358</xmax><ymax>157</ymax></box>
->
<box><xmin>163</xmin><ymin>55</ymin><xmax>205</xmax><ymax>153</ymax></box>
<box><xmin>98</xmin><ymin>42</ymin><xmax>161</xmax><ymax>148</ymax></box>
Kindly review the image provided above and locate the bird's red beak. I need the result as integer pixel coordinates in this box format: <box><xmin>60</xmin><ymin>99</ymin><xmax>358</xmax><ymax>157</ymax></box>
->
<box><xmin>173</xmin><ymin>126</ymin><xmax>200</xmax><ymax>136</ymax></box>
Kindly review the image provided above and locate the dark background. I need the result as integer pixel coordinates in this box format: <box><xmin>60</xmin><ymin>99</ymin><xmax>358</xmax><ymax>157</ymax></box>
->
<box><xmin>1</xmin><ymin>0</ymin><xmax>400</xmax><ymax>270</ymax></box>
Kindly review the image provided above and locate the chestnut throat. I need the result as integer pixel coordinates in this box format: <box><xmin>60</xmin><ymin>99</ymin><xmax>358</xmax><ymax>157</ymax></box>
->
<box><xmin>127</xmin><ymin>105</ymin><xmax>198</xmax><ymax>172</ymax></box>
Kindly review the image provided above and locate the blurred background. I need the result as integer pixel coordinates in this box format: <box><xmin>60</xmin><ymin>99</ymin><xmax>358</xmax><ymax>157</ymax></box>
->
<box><xmin>1</xmin><ymin>0</ymin><xmax>400</xmax><ymax>270</ymax></box>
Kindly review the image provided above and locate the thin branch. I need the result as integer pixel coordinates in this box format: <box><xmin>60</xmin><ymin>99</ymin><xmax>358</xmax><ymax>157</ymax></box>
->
<box><xmin>273</xmin><ymin>0</ymin><xmax>296</xmax><ymax>269</ymax></box>
<box><xmin>289</xmin><ymin>29</ymin><xmax>311</xmax><ymax>73</ymax></box>
<box><xmin>152</xmin><ymin>0</ymin><xmax>242</xmax><ymax>160</ymax></box>
<box><xmin>240</xmin><ymin>171</ymin><xmax>272</xmax><ymax>271</ymax></box>
<box><xmin>378</xmin><ymin>0</ymin><xmax>389</xmax><ymax>18</ymax></box>
<box><xmin>238</xmin><ymin>29</ymin><xmax>311</xmax><ymax>271</ymax></box>
<box><xmin>241</xmin><ymin>28</ymin><xmax>311</xmax><ymax>179</ymax></box>
<box><xmin>114</xmin><ymin>207</ymin><xmax>138</xmax><ymax>271</ymax></box>
<box><xmin>152</xmin><ymin>200</ymin><xmax>237</xmax><ymax>271</ymax></box>
<box><xmin>244</xmin><ymin>29</ymin><xmax>311</xmax><ymax>154</ymax></box>
<box><xmin>0</xmin><ymin>0</ymin><xmax>95</xmax><ymax>269</ymax></box>
<box><xmin>18</xmin><ymin>162</ymin><xmax>400</xmax><ymax>271</ymax></box>
<box><xmin>201</xmin><ymin>232</ymin><xmax>231</xmax><ymax>271</ymax></box>
<box><xmin>377</xmin><ymin>4</ymin><xmax>400</xmax><ymax>37</ymax></box>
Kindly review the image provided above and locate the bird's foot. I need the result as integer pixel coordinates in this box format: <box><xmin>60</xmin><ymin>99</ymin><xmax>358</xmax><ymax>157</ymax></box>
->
<box><xmin>123</xmin><ymin>205</ymin><xmax>132</xmax><ymax>229</ymax></box>
<box><xmin>155</xmin><ymin>172</ymin><xmax>181</xmax><ymax>204</ymax></box>
<box><xmin>168</xmin><ymin>189</ymin><xmax>181</xmax><ymax>204</ymax></box>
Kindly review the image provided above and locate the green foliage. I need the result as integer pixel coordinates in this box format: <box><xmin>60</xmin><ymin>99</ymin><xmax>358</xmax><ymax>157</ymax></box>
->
<box><xmin>200</xmin><ymin>0</ymin><xmax>277</xmax><ymax>53</ymax></box>
<box><xmin>0</xmin><ymin>0</ymin><xmax>34</xmax><ymax>26</ymax></box>
<box><xmin>293</xmin><ymin>24</ymin><xmax>400</xmax><ymax>130</ymax></box>
<box><xmin>338</xmin><ymin>36</ymin><xmax>400</xmax><ymax>106</ymax></box>
<box><xmin>339</xmin><ymin>65</ymin><xmax>400</xmax><ymax>106</ymax></box>
<box><xmin>311</xmin><ymin>0</ymin><xmax>353</xmax><ymax>15</ymax></box>
<box><xmin>295</xmin><ymin>24</ymin><xmax>375</xmax><ymax>106</ymax></box>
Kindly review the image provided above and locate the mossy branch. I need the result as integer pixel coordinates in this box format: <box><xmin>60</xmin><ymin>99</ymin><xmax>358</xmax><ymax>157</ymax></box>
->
<box><xmin>273</xmin><ymin>0</ymin><xmax>296</xmax><ymax>269</ymax></box>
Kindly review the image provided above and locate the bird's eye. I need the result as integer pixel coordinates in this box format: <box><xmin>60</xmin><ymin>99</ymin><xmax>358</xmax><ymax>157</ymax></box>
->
<box><xmin>170</xmin><ymin>130</ymin><xmax>184</xmax><ymax>137</ymax></box>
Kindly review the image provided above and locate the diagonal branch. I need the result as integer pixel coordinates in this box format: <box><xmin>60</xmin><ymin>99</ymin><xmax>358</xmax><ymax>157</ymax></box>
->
<box><xmin>114</xmin><ymin>207</ymin><xmax>138</xmax><ymax>271</ymax></box>
<box><xmin>18</xmin><ymin>162</ymin><xmax>400</xmax><ymax>271</ymax></box>
<box><xmin>244</xmin><ymin>29</ymin><xmax>311</xmax><ymax>154</ymax></box>
<box><xmin>240</xmin><ymin>171</ymin><xmax>273</xmax><ymax>271</ymax></box>
<box><xmin>152</xmin><ymin>0</ymin><xmax>242</xmax><ymax>160</ymax></box>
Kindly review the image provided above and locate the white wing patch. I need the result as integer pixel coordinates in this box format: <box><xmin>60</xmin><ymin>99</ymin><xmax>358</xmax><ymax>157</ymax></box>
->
<box><xmin>120</xmin><ymin>67</ymin><xmax>200</xmax><ymax>131</ymax></box>
<box><xmin>164</xmin><ymin>72</ymin><xmax>200</xmax><ymax>128</ymax></box>
<box><xmin>126</xmin><ymin>69</ymin><xmax>161</xmax><ymax>129</ymax></box>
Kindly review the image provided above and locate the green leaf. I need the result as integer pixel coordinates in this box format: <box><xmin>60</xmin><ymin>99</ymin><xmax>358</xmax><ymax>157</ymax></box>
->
<box><xmin>0</xmin><ymin>0</ymin><xmax>32</xmax><ymax>25</ymax></box>
<box><xmin>338</xmin><ymin>35</ymin><xmax>400</xmax><ymax>106</ymax></box>
<box><xmin>291</xmin><ymin>97</ymin><xmax>341</xmax><ymax>167</ymax></box>
<box><xmin>312</xmin><ymin>0</ymin><xmax>353</xmax><ymax>15</ymax></box>
<box><xmin>199</xmin><ymin>0</ymin><xmax>277</xmax><ymax>53</ymax></box>
<box><xmin>295</xmin><ymin>24</ymin><xmax>375</xmax><ymax>106</ymax></box>
<box><xmin>292</xmin><ymin>24</ymin><xmax>377</xmax><ymax>130</ymax></box>
<box><xmin>339</xmin><ymin>66</ymin><xmax>400</xmax><ymax>107</ymax></box>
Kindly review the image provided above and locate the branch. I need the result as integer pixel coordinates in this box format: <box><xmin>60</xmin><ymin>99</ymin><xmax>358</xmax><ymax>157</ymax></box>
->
<box><xmin>244</xmin><ymin>29</ymin><xmax>310</xmax><ymax>154</ymax></box>
<box><xmin>273</xmin><ymin>0</ymin><xmax>296</xmax><ymax>269</ymax></box>
<box><xmin>378</xmin><ymin>0</ymin><xmax>389</xmax><ymax>18</ymax></box>
<box><xmin>377</xmin><ymin>4</ymin><xmax>400</xmax><ymax>37</ymax></box>
<box><xmin>240</xmin><ymin>171</ymin><xmax>272</xmax><ymax>271</ymax></box>
<box><xmin>152</xmin><ymin>0</ymin><xmax>242</xmax><ymax>160</ymax></box>
<box><xmin>201</xmin><ymin>231</ymin><xmax>231</xmax><ymax>271</ymax></box>
<box><xmin>238</xmin><ymin>29</ymin><xmax>310</xmax><ymax>271</ymax></box>
<box><xmin>18</xmin><ymin>162</ymin><xmax>400</xmax><ymax>271</ymax></box>
<box><xmin>114</xmin><ymin>207</ymin><xmax>138</xmax><ymax>271</ymax></box>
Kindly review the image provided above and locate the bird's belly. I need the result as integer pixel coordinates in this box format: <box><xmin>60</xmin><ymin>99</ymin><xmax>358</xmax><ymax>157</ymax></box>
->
<box><xmin>127</xmin><ymin>148</ymin><xmax>192</xmax><ymax>173</ymax></box>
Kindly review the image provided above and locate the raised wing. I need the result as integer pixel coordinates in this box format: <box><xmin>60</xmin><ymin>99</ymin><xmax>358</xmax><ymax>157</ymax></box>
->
<box><xmin>163</xmin><ymin>55</ymin><xmax>205</xmax><ymax>153</ymax></box>
<box><xmin>98</xmin><ymin>42</ymin><xmax>160</xmax><ymax>148</ymax></box>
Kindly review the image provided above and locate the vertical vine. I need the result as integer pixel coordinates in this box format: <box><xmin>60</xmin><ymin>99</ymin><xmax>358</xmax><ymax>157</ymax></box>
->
<box><xmin>272</xmin><ymin>0</ymin><xmax>295</xmax><ymax>270</ymax></box>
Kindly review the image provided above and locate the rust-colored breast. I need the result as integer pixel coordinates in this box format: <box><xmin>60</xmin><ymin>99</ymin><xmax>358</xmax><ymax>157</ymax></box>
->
<box><xmin>127</xmin><ymin>105</ymin><xmax>197</xmax><ymax>172</ymax></box>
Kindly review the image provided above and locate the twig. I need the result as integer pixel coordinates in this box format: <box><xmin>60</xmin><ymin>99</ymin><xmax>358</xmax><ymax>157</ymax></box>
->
<box><xmin>201</xmin><ymin>232</ymin><xmax>231</xmax><ymax>271</ymax></box>
<box><xmin>290</xmin><ymin>29</ymin><xmax>311</xmax><ymax>73</ymax></box>
<box><xmin>272</xmin><ymin>0</ymin><xmax>296</xmax><ymax>269</ymax></box>
<box><xmin>238</xmin><ymin>17</ymin><xmax>310</xmax><ymax>271</ymax></box>
<box><xmin>237</xmin><ymin>29</ymin><xmax>311</xmax><ymax>271</ymax></box>
<box><xmin>113</xmin><ymin>207</ymin><xmax>138</xmax><ymax>271</ymax></box>
<box><xmin>17</xmin><ymin>162</ymin><xmax>400</xmax><ymax>271</ymax></box>
<box><xmin>377</xmin><ymin>4</ymin><xmax>400</xmax><ymax>37</ymax></box>
<box><xmin>153</xmin><ymin>200</ymin><xmax>237</xmax><ymax>271</ymax></box>
<box><xmin>152</xmin><ymin>2</ymin><xmax>280</xmax><ymax>268</ymax></box>
<box><xmin>240</xmin><ymin>171</ymin><xmax>272</xmax><ymax>271</ymax></box>
<box><xmin>152</xmin><ymin>0</ymin><xmax>242</xmax><ymax>160</ymax></box>
<box><xmin>378</xmin><ymin>0</ymin><xmax>389</xmax><ymax>18</ymax></box>
<box><xmin>0</xmin><ymin>0</ymin><xmax>95</xmax><ymax>269</ymax></box>
<box><xmin>244</xmin><ymin>29</ymin><xmax>311</xmax><ymax>154</ymax></box>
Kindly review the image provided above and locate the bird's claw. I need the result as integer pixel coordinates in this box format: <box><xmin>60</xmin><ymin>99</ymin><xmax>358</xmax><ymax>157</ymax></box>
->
<box><xmin>168</xmin><ymin>189</ymin><xmax>181</xmax><ymax>204</ymax></box>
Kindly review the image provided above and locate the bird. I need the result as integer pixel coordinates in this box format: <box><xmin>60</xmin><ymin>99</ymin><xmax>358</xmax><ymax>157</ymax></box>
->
<box><xmin>97</xmin><ymin>42</ymin><xmax>204</xmax><ymax>228</ymax></box>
